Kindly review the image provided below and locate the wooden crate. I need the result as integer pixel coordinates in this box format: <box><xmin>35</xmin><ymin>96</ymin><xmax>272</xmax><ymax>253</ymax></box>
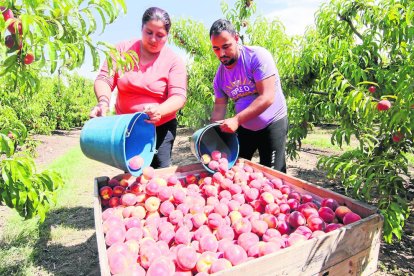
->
<box><xmin>93</xmin><ymin>160</ymin><xmax>383</xmax><ymax>276</ymax></box>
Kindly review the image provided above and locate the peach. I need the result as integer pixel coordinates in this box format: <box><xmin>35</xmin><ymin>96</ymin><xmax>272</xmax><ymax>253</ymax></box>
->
<box><xmin>196</xmin><ymin>251</ymin><xmax>218</xmax><ymax>273</ymax></box>
<box><xmin>343</xmin><ymin>212</ymin><xmax>361</xmax><ymax>225</ymax></box>
<box><xmin>175</xmin><ymin>226</ymin><xmax>192</xmax><ymax>245</ymax></box>
<box><xmin>192</xmin><ymin>212</ymin><xmax>208</xmax><ymax>228</ymax></box>
<box><xmin>321</xmin><ymin>198</ymin><xmax>340</xmax><ymax>211</ymax></box>
<box><xmin>209</xmin><ymin>258</ymin><xmax>232</xmax><ymax>273</ymax></box>
<box><xmin>280</xmin><ymin>185</ymin><xmax>291</xmax><ymax>195</ymax></box>
<box><xmin>263</xmin><ymin>228</ymin><xmax>282</xmax><ymax>242</ymax></box>
<box><xmin>307</xmin><ymin>215</ymin><xmax>326</xmax><ymax>232</ymax></box>
<box><xmin>125</xmin><ymin>227</ymin><xmax>143</xmax><ymax>241</ymax></box>
<box><xmin>144</xmin><ymin>196</ymin><xmax>161</xmax><ymax>212</ymax></box>
<box><xmin>261</xmin><ymin>213</ymin><xmax>278</xmax><ymax>228</ymax></box>
<box><xmin>176</xmin><ymin>246</ymin><xmax>198</xmax><ymax>270</ymax></box>
<box><xmin>325</xmin><ymin>223</ymin><xmax>343</xmax><ymax>232</ymax></box>
<box><xmin>259</xmin><ymin>241</ymin><xmax>282</xmax><ymax>256</ymax></box>
<box><xmin>160</xmin><ymin>200</ymin><xmax>175</xmax><ymax>217</ymax></box>
<box><xmin>176</xmin><ymin>203</ymin><xmax>190</xmax><ymax>215</ymax></box>
<box><xmin>108</xmin><ymin>251</ymin><xmax>134</xmax><ymax>275</ymax></box>
<box><xmin>218</xmin><ymin>162</ymin><xmax>229</xmax><ymax>174</ymax></box>
<box><xmin>237</xmin><ymin>232</ymin><xmax>260</xmax><ymax>252</ymax></box>
<box><xmin>201</xmin><ymin>153</ymin><xmax>211</xmax><ymax>164</ymax></box>
<box><xmin>301</xmin><ymin>194</ymin><xmax>313</xmax><ymax>203</ymax></box>
<box><xmin>264</xmin><ymin>202</ymin><xmax>280</xmax><ymax>215</ymax></box>
<box><xmin>159</xmin><ymin>229</ymin><xmax>175</xmax><ymax>245</ymax></box>
<box><xmin>125</xmin><ymin>217</ymin><xmax>142</xmax><ymax>229</ymax></box>
<box><xmin>199</xmin><ymin>234</ymin><xmax>219</xmax><ymax>252</ymax></box>
<box><xmin>167</xmin><ymin>174</ymin><xmax>179</xmax><ymax>186</ymax></box>
<box><xmin>206</xmin><ymin>196</ymin><xmax>219</xmax><ymax>206</ymax></box>
<box><xmin>207</xmin><ymin>213</ymin><xmax>224</xmax><ymax>229</ymax></box>
<box><xmin>146</xmin><ymin>256</ymin><xmax>175</xmax><ymax>276</ymax></box>
<box><xmin>194</xmin><ymin>225</ymin><xmax>212</xmax><ymax>241</ymax></box>
<box><xmin>208</xmin><ymin>160</ymin><xmax>219</xmax><ymax>171</ymax></box>
<box><xmin>99</xmin><ymin>186</ymin><xmax>113</xmax><ymax>200</ymax></box>
<box><xmin>140</xmin><ymin>244</ymin><xmax>162</xmax><ymax>269</ymax></box>
<box><xmin>294</xmin><ymin>225</ymin><xmax>313</xmax><ymax>239</ymax></box>
<box><xmin>251</xmin><ymin>219</ymin><xmax>269</xmax><ymax>236</ymax></box>
<box><xmin>232</xmin><ymin>193</ymin><xmax>246</xmax><ymax>205</ymax></box>
<box><xmin>210</xmin><ymin>150</ymin><xmax>222</xmax><ymax>161</ymax></box>
<box><xmin>288</xmin><ymin>211</ymin><xmax>306</xmax><ymax>228</ymax></box>
<box><xmin>229</xmin><ymin>183</ymin><xmax>242</xmax><ymax>195</ymax></box>
<box><xmin>288</xmin><ymin>191</ymin><xmax>301</xmax><ymax>202</ymax></box>
<box><xmin>335</xmin><ymin>205</ymin><xmax>352</xmax><ymax>222</ymax></box>
<box><xmin>300</xmin><ymin>204</ymin><xmax>318</xmax><ymax>219</ymax></box>
<box><xmin>203</xmin><ymin>185</ymin><xmax>218</xmax><ymax>197</ymax></box>
<box><xmin>287</xmin><ymin>198</ymin><xmax>300</xmax><ymax>210</ymax></box>
<box><xmin>103</xmin><ymin>216</ymin><xmax>123</xmax><ymax>234</ymax></box>
<box><xmin>106</xmin><ymin>241</ymin><xmax>129</xmax><ymax>258</ymax></box>
<box><xmin>286</xmin><ymin>232</ymin><xmax>307</xmax><ymax>247</ymax></box>
<box><xmin>124</xmin><ymin>239</ymin><xmax>140</xmax><ymax>256</ymax></box>
<box><xmin>128</xmin><ymin>155</ymin><xmax>144</xmax><ymax>170</ymax></box>
<box><xmin>311</xmin><ymin>230</ymin><xmax>326</xmax><ymax>238</ymax></box>
<box><xmin>105</xmin><ymin>226</ymin><xmax>126</xmax><ymax>246</ymax></box>
<box><xmin>185</xmin><ymin>174</ymin><xmax>198</xmax><ymax>184</ymax></box>
<box><xmin>223</xmin><ymin>244</ymin><xmax>248</xmax><ymax>266</ymax></box>
<box><xmin>238</xmin><ymin>204</ymin><xmax>254</xmax><ymax>217</ymax></box>
<box><xmin>142</xmin><ymin>166</ymin><xmax>155</xmax><ymax>180</ymax></box>
<box><xmin>145</xmin><ymin>180</ymin><xmax>159</xmax><ymax>196</ymax></box>
<box><xmin>233</xmin><ymin>217</ymin><xmax>252</xmax><ymax>236</ymax></box>
<box><xmin>108</xmin><ymin>178</ymin><xmax>120</xmax><ymax>187</ymax></box>
<box><xmin>102</xmin><ymin>208</ymin><xmax>116</xmax><ymax>221</ymax></box>
<box><xmin>215</xmin><ymin>224</ymin><xmax>235</xmax><ymax>241</ymax></box>
<box><xmin>128</xmin><ymin>182</ymin><xmax>141</xmax><ymax>195</ymax></box>
<box><xmin>108</xmin><ymin>197</ymin><xmax>120</xmax><ymax>208</ymax></box>
<box><xmin>228</xmin><ymin>200</ymin><xmax>241</xmax><ymax>212</ymax></box>
<box><xmin>142</xmin><ymin>225</ymin><xmax>158</xmax><ymax>241</ymax></box>
<box><xmin>173</xmin><ymin>188</ymin><xmax>186</xmax><ymax>204</ymax></box>
<box><xmin>219</xmin><ymin>190</ymin><xmax>232</xmax><ymax>201</ymax></box>
<box><xmin>279</xmin><ymin>203</ymin><xmax>291</xmax><ymax>214</ymax></box>
<box><xmin>112</xmin><ymin>186</ymin><xmax>125</xmax><ymax>197</ymax></box>
<box><xmin>318</xmin><ymin>207</ymin><xmax>336</xmax><ymax>223</ymax></box>
<box><xmin>131</xmin><ymin>205</ymin><xmax>146</xmax><ymax>219</ymax></box>
<box><xmin>244</xmin><ymin>187</ymin><xmax>259</xmax><ymax>202</ymax></box>
<box><xmin>277</xmin><ymin>220</ymin><xmax>291</xmax><ymax>235</ymax></box>
<box><xmin>120</xmin><ymin>193</ymin><xmax>137</xmax><ymax>206</ymax></box>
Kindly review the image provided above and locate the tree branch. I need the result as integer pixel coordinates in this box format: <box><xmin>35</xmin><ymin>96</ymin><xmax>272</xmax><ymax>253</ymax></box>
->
<box><xmin>339</xmin><ymin>14</ymin><xmax>363</xmax><ymax>41</ymax></box>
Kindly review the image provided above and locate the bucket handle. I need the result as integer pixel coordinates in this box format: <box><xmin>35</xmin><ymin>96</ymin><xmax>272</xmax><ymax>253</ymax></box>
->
<box><xmin>125</xmin><ymin>113</ymin><xmax>146</xmax><ymax>138</ymax></box>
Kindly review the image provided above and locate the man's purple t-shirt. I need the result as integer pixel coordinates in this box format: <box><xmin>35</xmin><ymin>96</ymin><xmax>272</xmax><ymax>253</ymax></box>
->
<box><xmin>213</xmin><ymin>45</ymin><xmax>287</xmax><ymax>131</ymax></box>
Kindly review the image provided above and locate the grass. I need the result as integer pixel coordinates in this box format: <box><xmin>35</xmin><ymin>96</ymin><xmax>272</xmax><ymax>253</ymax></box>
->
<box><xmin>0</xmin><ymin>146</ymin><xmax>97</xmax><ymax>276</ymax></box>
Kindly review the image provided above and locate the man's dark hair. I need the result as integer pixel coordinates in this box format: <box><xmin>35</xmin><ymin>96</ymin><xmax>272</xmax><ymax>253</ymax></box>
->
<box><xmin>142</xmin><ymin>7</ymin><xmax>171</xmax><ymax>33</ymax></box>
<box><xmin>209</xmin><ymin>19</ymin><xmax>237</xmax><ymax>38</ymax></box>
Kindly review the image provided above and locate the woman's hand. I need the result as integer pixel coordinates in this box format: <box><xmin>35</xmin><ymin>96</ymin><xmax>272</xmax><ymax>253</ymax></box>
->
<box><xmin>89</xmin><ymin>101</ymin><xmax>109</xmax><ymax>118</ymax></box>
<box><xmin>143</xmin><ymin>104</ymin><xmax>162</xmax><ymax>124</ymax></box>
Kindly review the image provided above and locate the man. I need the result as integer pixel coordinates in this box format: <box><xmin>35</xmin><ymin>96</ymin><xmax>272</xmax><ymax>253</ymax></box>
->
<box><xmin>209</xmin><ymin>19</ymin><xmax>288</xmax><ymax>172</ymax></box>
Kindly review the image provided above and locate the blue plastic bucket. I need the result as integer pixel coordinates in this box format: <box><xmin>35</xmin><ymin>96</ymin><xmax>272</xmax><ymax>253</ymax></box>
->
<box><xmin>190</xmin><ymin>123</ymin><xmax>239</xmax><ymax>173</ymax></box>
<box><xmin>80</xmin><ymin>112</ymin><xmax>156</xmax><ymax>176</ymax></box>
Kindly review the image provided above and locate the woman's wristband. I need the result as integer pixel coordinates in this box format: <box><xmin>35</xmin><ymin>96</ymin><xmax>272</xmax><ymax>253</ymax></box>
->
<box><xmin>98</xmin><ymin>99</ymin><xmax>110</xmax><ymax>106</ymax></box>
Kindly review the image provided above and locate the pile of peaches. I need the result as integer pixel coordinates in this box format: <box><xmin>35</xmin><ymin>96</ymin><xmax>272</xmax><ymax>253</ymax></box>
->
<box><xmin>99</xmin><ymin>160</ymin><xmax>362</xmax><ymax>275</ymax></box>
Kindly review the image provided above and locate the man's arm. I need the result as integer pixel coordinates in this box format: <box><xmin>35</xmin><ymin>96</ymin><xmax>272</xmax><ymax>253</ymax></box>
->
<box><xmin>220</xmin><ymin>75</ymin><xmax>275</xmax><ymax>133</ymax></box>
<box><xmin>211</xmin><ymin>97</ymin><xmax>228</xmax><ymax>123</ymax></box>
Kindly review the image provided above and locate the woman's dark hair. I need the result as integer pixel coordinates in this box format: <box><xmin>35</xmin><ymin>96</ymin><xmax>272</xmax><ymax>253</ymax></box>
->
<box><xmin>142</xmin><ymin>7</ymin><xmax>171</xmax><ymax>33</ymax></box>
<box><xmin>209</xmin><ymin>19</ymin><xmax>237</xmax><ymax>38</ymax></box>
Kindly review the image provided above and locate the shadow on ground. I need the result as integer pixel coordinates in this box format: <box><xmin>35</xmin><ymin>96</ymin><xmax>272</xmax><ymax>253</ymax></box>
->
<box><xmin>0</xmin><ymin>206</ymin><xmax>100</xmax><ymax>276</ymax></box>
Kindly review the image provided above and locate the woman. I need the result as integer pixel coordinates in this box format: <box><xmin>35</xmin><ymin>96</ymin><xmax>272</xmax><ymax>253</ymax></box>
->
<box><xmin>90</xmin><ymin>7</ymin><xmax>187</xmax><ymax>169</ymax></box>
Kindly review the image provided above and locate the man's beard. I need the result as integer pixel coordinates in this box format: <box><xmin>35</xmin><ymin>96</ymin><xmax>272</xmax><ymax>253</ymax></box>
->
<box><xmin>221</xmin><ymin>57</ymin><xmax>236</xmax><ymax>67</ymax></box>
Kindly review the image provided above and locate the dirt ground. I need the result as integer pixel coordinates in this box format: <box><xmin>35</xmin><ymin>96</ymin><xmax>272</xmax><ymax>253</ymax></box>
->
<box><xmin>2</xmin><ymin>127</ymin><xmax>413</xmax><ymax>275</ymax></box>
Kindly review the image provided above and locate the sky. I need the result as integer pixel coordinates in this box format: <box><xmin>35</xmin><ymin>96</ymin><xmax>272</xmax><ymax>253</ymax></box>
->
<box><xmin>76</xmin><ymin>0</ymin><xmax>325</xmax><ymax>80</ymax></box>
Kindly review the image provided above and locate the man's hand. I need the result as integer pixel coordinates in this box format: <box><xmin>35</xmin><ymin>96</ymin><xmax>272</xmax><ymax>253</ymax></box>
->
<box><xmin>218</xmin><ymin>116</ymin><xmax>240</xmax><ymax>133</ymax></box>
<box><xmin>89</xmin><ymin>102</ymin><xmax>109</xmax><ymax>118</ymax></box>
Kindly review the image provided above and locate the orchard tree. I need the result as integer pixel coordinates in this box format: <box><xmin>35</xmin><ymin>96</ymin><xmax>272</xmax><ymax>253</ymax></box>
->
<box><xmin>172</xmin><ymin>0</ymin><xmax>413</xmax><ymax>243</ymax></box>
<box><xmin>283</xmin><ymin>0</ymin><xmax>413</xmax><ymax>242</ymax></box>
<box><xmin>0</xmin><ymin>0</ymin><xmax>136</xmax><ymax>222</ymax></box>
